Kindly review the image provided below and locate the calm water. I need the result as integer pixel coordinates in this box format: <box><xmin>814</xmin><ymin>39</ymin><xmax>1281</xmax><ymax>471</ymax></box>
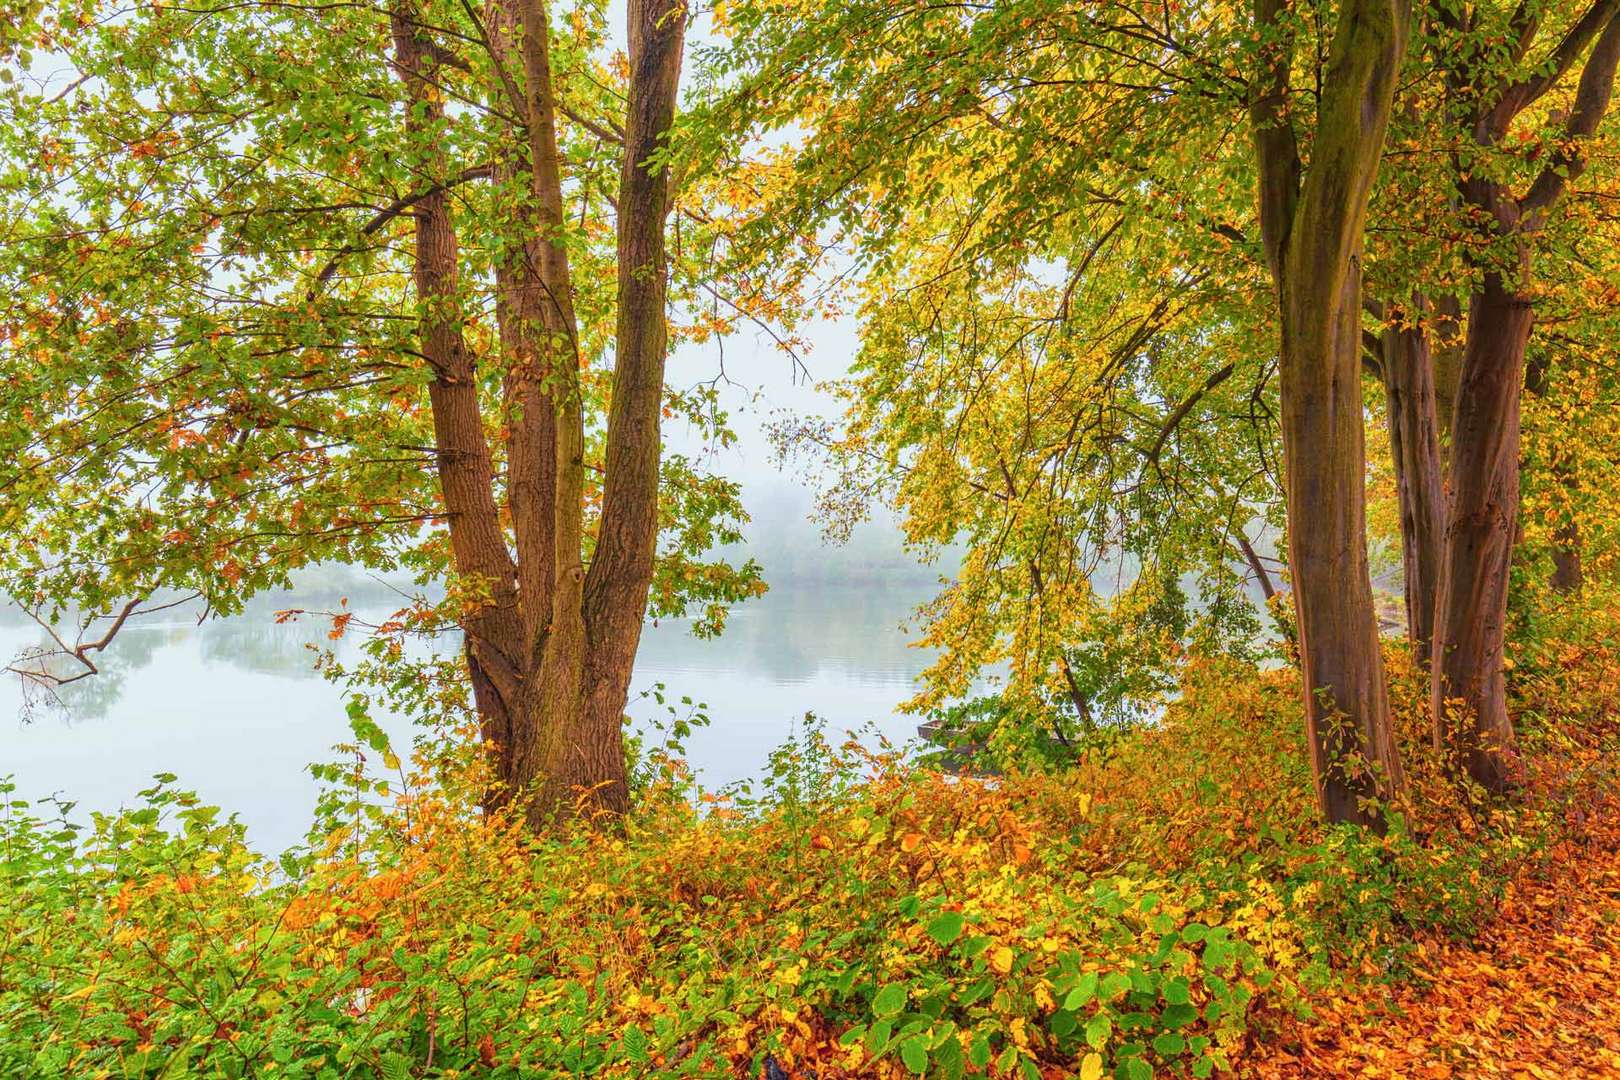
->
<box><xmin>0</xmin><ymin>578</ymin><xmax>943</xmax><ymax>852</ymax></box>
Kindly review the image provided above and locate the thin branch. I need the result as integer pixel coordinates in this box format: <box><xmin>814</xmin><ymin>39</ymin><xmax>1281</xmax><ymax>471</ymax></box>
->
<box><xmin>307</xmin><ymin>164</ymin><xmax>493</xmax><ymax>296</ymax></box>
<box><xmin>1147</xmin><ymin>361</ymin><xmax>1236</xmax><ymax>469</ymax></box>
<box><xmin>1522</xmin><ymin>11</ymin><xmax>1620</xmax><ymax>220</ymax></box>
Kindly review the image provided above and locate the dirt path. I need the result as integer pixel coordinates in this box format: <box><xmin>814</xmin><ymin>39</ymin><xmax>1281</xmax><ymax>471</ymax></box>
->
<box><xmin>1250</xmin><ymin>822</ymin><xmax>1620</xmax><ymax>1078</ymax></box>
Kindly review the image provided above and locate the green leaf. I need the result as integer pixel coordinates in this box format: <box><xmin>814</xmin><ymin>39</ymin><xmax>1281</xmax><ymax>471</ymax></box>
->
<box><xmin>900</xmin><ymin>1038</ymin><xmax>929</xmax><ymax>1075</ymax></box>
<box><xmin>1152</xmin><ymin>1032</ymin><xmax>1186</xmax><ymax>1056</ymax></box>
<box><xmin>927</xmin><ymin>910</ymin><xmax>966</xmax><ymax>947</ymax></box>
<box><xmin>873</xmin><ymin>983</ymin><xmax>908</xmax><ymax>1018</ymax></box>
<box><xmin>1065</xmin><ymin>971</ymin><xmax>1100</xmax><ymax>1009</ymax></box>
<box><xmin>1161</xmin><ymin>1003</ymin><xmax>1198</xmax><ymax>1028</ymax></box>
<box><xmin>933</xmin><ymin>1034</ymin><xmax>965</xmax><ymax>1080</ymax></box>
<box><xmin>1085</xmin><ymin>1013</ymin><xmax>1112</xmax><ymax>1049</ymax></box>
<box><xmin>622</xmin><ymin>1025</ymin><xmax>651</xmax><ymax>1063</ymax></box>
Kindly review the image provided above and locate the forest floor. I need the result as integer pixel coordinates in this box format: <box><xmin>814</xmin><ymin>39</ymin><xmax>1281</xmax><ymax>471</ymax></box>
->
<box><xmin>1250</xmin><ymin>814</ymin><xmax>1620</xmax><ymax>1078</ymax></box>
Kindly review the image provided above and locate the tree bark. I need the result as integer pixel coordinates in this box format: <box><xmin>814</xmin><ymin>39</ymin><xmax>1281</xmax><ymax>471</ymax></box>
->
<box><xmin>1431</xmin><ymin>271</ymin><xmax>1530</xmax><ymax>791</ymax></box>
<box><xmin>1524</xmin><ymin>351</ymin><xmax>1586</xmax><ymax>595</ymax></box>
<box><xmin>1376</xmin><ymin>298</ymin><xmax>1446</xmax><ymax>663</ymax></box>
<box><xmin>1251</xmin><ymin>0</ymin><xmax>1409</xmax><ymax>825</ymax></box>
<box><xmin>393</xmin><ymin>0</ymin><xmax>688</xmax><ymax>827</ymax></box>
<box><xmin>531</xmin><ymin>0</ymin><xmax>683</xmax><ymax>829</ymax></box>
<box><xmin>1430</xmin><ymin>7</ymin><xmax>1620</xmax><ymax>789</ymax></box>
<box><xmin>531</xmin><ymin>0</ymin><xmax>687</xmax><ymax>825</ymax></box>
<box><xmin>392</xmin><ymin>9</ymin><xmax>527</xmax><ymax>776</ymax></box>
<box><xmin>1550</xmin><ymin>521</ymin><xmax>1585</xmax><ymax>594</ymax></box>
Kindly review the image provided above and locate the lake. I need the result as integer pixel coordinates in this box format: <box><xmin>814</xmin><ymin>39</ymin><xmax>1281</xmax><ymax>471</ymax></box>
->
<box><xmin>0</xmin><ymin>576</ymin><xmax>945</xmax><ymax>853</ymax></box>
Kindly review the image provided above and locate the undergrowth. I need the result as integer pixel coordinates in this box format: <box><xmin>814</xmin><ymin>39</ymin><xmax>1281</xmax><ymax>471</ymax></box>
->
<box><xmin>1</xmin><ymin>599</ymin><xmax>1616</xmax><ymax>1079</ymax></box>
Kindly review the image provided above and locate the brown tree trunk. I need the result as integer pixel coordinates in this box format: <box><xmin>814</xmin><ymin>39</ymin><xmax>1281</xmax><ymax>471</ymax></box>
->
<box><xmin>393</xmin><ymin>0</ymin><xmax>689</xmax><ymax>827</ymax></box>
<box><xmin>1277</xmin><ymin>261</ymin><xmax>1405</xmax><ymax>824</ymax></box>
<box><xmin>1431</xmin><ymin>295</ymin><xmax>1464</xmax><ymax>463</ymax></box>
<box><xmin>534</xmin><ymin>0</ymin><xmax>687</xmax><ymax>825</ymax></box>
<box><xmin>1431</xmin><ymin>271</ymin><xmax>1530</xmax><ymax>791</ymax></box>
<box><xmin>483</xmin><ymin>0</ymin><xmax>580</xmax><ymax>807</ymax></box>
<box><xmin>1524</xmin><ymin>351</ymin><xmax>1586</xmax><ymax>595</ymax></box>
<box><xmin>1428</xmin><ymin>9</ymin><xmax>1620</xmax><ymax>790</ymax></box>
<box><xmin>392</xmin><ymin>10</ymin><xmax>528</xmax><ymax>783</ymax></box>
<box><xmin>1550</xmin><ymin>522</ymin><xmax>1584</xmax><ymax>594</ymax></box>
<box><xmin>1251</xmin><ymin>0</ymin><xmax>1409</xmax><ymax>826</ymax></box>
<box><xmin>531</xmin><ymin>0</ymin><xmax>683</xmax><ymax>822</ymax></box>
<box><xmin>1377</xmin><ymin>299</ymin><xmax>1446</xmax><ymax>663</ymax></box>
<box><xmin>492</xmin><ymin>0</ymin><xmax>596</xmax><ymax>820</ymax></box>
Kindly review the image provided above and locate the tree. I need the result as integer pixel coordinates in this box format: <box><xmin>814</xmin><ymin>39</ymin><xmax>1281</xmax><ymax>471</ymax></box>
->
<box><xmin>0</xmin><ymin>0</ymin><xmax>754</xmax><ymax>825</ymax></box>
<box><xmin>693</xmin><ymin>0</ymin><xmax>1284</xmax><ymax>739</ymax></box>
<box><xmin>1358</xmin><ymin>1</ymin><xmax>1620</xmax><ymax>788</ymax></box>
<box><xmin>700</xmin><ymin>0</ymin><xmax>1428</xmax><ymax>820</ymax></box>
<box><xmin>1364</xmin><ymin>293</ymin><xmax>1453</xmax><ymax>665</ymax></box>
<box><xmin>1246</xmin><ymin>0</ymin><xmax>1413</xmax><ymax>824</ymax></box>
<box><xmin>1426</xmin><ymin>2</ymin><xmax>1620</xmax><ymax>789</ymax></box>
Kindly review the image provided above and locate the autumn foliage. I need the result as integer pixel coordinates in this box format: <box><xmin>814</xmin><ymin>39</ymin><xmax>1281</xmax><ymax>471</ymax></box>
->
<box><xmin>2</xmin><ymin>593</ymin><xmax>1616</xmax><ymax>1079</ymax></box>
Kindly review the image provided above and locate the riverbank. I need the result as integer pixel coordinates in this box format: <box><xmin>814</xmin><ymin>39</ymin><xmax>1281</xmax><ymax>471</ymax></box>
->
<box><xmin>0</xmin><ymin>612</ymin><xmax>1615</xmax><ymax>1078</ymax></box>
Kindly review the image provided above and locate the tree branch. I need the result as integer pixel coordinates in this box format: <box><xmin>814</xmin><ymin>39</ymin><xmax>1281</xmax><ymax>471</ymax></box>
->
<box><xmin>1148</xmin><ymin>362</ymin><xmax>1236</xmax><ymax>469</ymax></box>
<box><xmin>1522</xmin><ymin>11</ymin><xmax>1620</xmax><ymax>221</ymax></box>
<box><xmin>1495</xmin><ymin>0</ymin><xmax>1620</xmax><ymax>127</ymax></box>
<box><xmin>1250</xmin><ymin>0</ymin><xmax>1302</xmax><ymax>276</ymax></box>
<box><xmin>5</xmin><ymin>596</ymin><xmax>169</xmax><ymax>689</ymax></box>
<box><xmin>307</xmin><ymin>165</ymin><xmax>493</xmax><ymax>297</ymax></box>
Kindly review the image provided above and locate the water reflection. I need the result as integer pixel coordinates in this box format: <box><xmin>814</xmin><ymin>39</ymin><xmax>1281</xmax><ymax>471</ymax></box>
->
<box><xmin>0</xmin><ymin>578</ymin><xmax>942</xmax><ymax>852</ymax></box>
<box><xmin>639</xmin><ymin>581</ymin><xmax>938</xmax><ymax>684</ymax></box>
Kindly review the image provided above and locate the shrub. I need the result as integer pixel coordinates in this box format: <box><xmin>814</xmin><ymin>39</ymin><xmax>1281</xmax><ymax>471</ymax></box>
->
<box><xmin>2</xmin><ymin>628</ymin><xmax>1615</xmax><ymax>1078</ymax></box>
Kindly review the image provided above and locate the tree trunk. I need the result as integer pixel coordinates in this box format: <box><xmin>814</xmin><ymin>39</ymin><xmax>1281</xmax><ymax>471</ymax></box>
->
<box><xmin>392</xmin><ymin>10</ymin><xmax>528</xmax><ymax>787</ymax></box>
<box><xmin>394</xmin><ymin>0</ymin><xmax>688</xmax><ymax>827</ymax></box>
<box><xmin>1277</xmin><ymin>261</ymin><xmax>1405</xmax><ymax>823</ymax></box>
<box><xmin>1524</xmin><ymin>351</ymin><xmax>1586</xmax><ymax>595</ymax></box>
<box><xmin>1378</xmin><ymin>299</ymin><xmax>1446</xmax><ymax>663</ymax></box>
<box><xmin>1431</xmin><ymin>295</ymin><xmax>1464</xmax><ymax>463</ymax></box>
<box><xmin>531</xmin><ymin>0</ymin><xmax>687</xmax><ymax>825</ymax></box>
<box><xmin>1431</xmin><ymin>271</ymin><xmax>1530</xmax><ymax>791</ymax></box>
<box><xmin>1428</xmin><ymin>8</ymin><xmax>1620</xmax><ymax>790</ymax></box>
<box><xmin>1550</xmin><ymin>522</ymin><xmax>1584</xmax><ymax>594</ymax></box>
<box><xmin>1251</xmin><ymin>0</ymin><xmax>1409</xmax><ymax>825</ymax></box>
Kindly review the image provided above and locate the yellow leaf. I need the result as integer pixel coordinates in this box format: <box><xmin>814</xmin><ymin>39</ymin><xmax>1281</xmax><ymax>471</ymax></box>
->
<box><xmin>991</xmin><ymin>945</ymin><xmax>1014</xmax><ymax>975</ymax></box>
<box><xmin>1081</xmin><ymin>1051</ymin><xmax>1104</xmax><ymax>1080</ymax></box>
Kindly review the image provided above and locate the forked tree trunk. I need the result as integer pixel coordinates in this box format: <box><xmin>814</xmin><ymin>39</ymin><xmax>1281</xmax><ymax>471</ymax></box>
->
<box><xmin>394</xmin><ymin>0</ymin><xmax>687</xmax><ymax>827</ymax></box>
<box><xmin>1430</xmin><ymin>8</ymin><xmax>1620</xmax><ymax>789</ymax></box>
<box><xmin>535</xmin><ymin>0</ymin><xmax>686</xmax><ymax>824</ymax></box>
<box><xmin>1377</xmin><ymin>300</ymin><xmax>1446</xmax><ymax>663</ymax></box>
<box><xmin>1251</xmin><ymin>0</ymin><xmax>1409</xmax><ymax>825</ymax></box>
